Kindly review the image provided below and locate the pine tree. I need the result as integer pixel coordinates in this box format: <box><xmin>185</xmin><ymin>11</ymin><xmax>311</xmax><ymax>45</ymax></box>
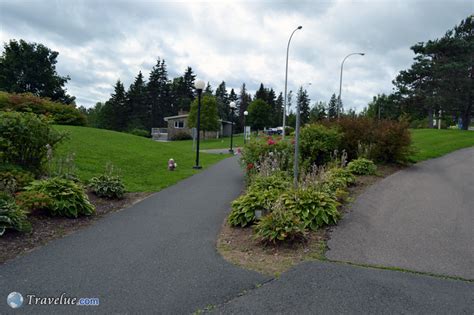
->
<box><xmin>204</xmin><ymin>82</ymin><xmax>213</xmax><ymax>95</ymax></box>
<box><xmin>147</xmin><ymin>58</ymin><xmax>171</xmax><ymax>127</ymax></box>
<box><xmin>238</xmin><ymin>83</ymin><xmax>252</xmax><ymax>131</ymax></box>
<box><xmin>215</xmin><ymin>81</ymin><xmax>229</xmax><ymax>120</ymax></box>
<box><xmin>296</xmin><ymin>86</ymin><xmax>311</xmax><ymax>125</ymax></box>
<box><xmin>309</xmin><ymin>101</ymin><xmax>327</xmax><ymax>122</ymax></box>
<box><xmin>274</xmin><ymin>92</ymin><xmax>284</xmax><ymax>126</ymax></box>
<box><xmin>255</xmin><ymin>83</ymin><xmax>267</xmax><ymax>101</ymax></box>
<box><xmin>328</xmin><ymin>93</ymin><xmax>338</xmax><ymax>119</ymax></box>
<box><xmin>126</xmin><ymin>71</ymin><xmax>149</xmax><ymax>130</ymax></box>
<box><xmin>104</xmin><ymin>80</ymin><xmax>127</xmax><ymax>131</ymax></box>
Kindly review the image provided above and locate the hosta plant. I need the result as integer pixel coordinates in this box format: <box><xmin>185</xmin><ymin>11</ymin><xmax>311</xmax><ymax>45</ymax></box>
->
<box><xmin>0</xmin><ymin>198</ymin><xmax>31</xmax><ymax>236</ymax></box>
<box><xmin>89</xmin><ymin>175</ymin><xmax>125</xmax><ymax>199</ymax></box>
<box><xmin>228</xmin><ymin>189</ymin><xmax>279</xmax><ymax>227</ymax></box>
<box><xmin>26</xmin><ymin>177</ymin><xmax>95</xmax><ymax>218</ymax></box>
<box><xmin>253</xmin><ymin>205</ymin><xmax>306</xmax><ymax>244</ymax></box>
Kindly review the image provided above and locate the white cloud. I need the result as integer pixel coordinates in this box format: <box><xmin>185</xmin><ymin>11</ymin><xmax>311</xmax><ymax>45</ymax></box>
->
<box><xmin>0</xmin><ymin>0</ymin><xmax>471</xmax><ymax>111</ymax></box>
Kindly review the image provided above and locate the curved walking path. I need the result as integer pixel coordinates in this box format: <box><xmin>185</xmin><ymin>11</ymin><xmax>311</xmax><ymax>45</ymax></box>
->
<box><xmin>327</xmin><ymin>147</ymin><xmax>474</xmax><ymax>279</ymax></box>
<box><xmin>0</xmin><ymin>157</ymin><xmax>269</xmax><ymax>313</ymax></box>
<box><xmin>2</xmin><ymin>154</ymin><xmax>473</xmax><ymax>313</ymax></box>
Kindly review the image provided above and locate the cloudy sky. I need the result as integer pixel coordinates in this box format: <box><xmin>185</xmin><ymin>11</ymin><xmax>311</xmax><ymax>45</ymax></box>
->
<box><xmin>0</xmin><ymin>0</ymin><xmax>471</xmax><ymax>111</ymax></box>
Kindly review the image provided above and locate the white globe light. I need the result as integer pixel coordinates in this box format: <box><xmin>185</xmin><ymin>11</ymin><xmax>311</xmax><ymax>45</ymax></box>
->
<box><xmin>229</xmin><ymin>101</ymin><xmax>237</xmax><ymax>109</ymax></box>
<box><xmin>244</xmin><ymin>111</ymin><xmax>248</xmax><ymax>116</ymax></box>
<box><xmin>194</xmin><ymin>80</ymin><xmax>206</xmax><ymax>90</ymax></box>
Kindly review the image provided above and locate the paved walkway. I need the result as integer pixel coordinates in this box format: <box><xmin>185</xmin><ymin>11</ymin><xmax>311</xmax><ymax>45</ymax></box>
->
<box><xmin>327</xmin><ymin>147</ymin><xmax>474</xmax><ymax>279</ymax></box>
<box><xmin>1</xmin><ymin>154</ymin><xmax>473</xmax><ymax>313</ymax></box>
<box><xmin>1</xmin><ymin>157</ymin><xmax>269</xmax><ymax>313</ymax></box>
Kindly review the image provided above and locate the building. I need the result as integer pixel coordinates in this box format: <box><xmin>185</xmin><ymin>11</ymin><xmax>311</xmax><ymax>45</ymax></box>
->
<box><xmin>155</xmin><ymin>111</ymin><xmax>233</xmax><ymax>141</ymax></box>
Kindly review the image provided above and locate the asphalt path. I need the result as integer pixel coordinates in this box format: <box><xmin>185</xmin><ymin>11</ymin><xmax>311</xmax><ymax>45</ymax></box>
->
<box><xmin>0</xmin><ymin>157</ymin><xmax>269</xmax><ymax>314</ymax></box>
<box><xmin>327</xmin><ymin>147</ymin><xmax>474</xmax><ymax>279</ymax></box>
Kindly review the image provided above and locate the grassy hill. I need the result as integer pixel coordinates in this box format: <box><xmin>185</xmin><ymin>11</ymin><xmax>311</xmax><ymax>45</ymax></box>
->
<box><xmin>54</xmin><ymin>126</ymin><xmax>229</xmax><ymax>192</ymax></box>
<box><xmin>410</xmin><ymin>129</ymin><xmax>474</xmax><ymax>162</ymax></box>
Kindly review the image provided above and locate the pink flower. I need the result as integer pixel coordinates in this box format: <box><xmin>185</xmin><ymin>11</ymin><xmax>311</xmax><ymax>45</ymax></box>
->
<box><xmin>267</xmin><ymin>138</ymin><xmax>276</xmax><ymax>145</ymax></box>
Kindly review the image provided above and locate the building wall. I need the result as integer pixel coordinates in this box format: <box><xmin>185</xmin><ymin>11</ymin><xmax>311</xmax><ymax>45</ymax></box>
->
<box><xmin>166</xmin><ymin>117</ymin><xmax>220</xmax><ymax>140</ymax></box>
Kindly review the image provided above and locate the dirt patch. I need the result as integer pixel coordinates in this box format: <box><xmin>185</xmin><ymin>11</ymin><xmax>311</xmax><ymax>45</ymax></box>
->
<box><xmin>216</xmin><ymin>164</ymin><xmax>404</xmax><ymax>276</ymax></box>
<box><xmin>0</xmin><ymin>191</ymin><xmax>151</xmax><ymax>264</ymax></box>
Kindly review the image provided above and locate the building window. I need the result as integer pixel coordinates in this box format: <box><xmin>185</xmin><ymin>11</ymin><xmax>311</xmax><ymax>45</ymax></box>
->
<box><xmin>174</xmin><ymin>120</ymin><xmax>184</xmax><ymax>128</ymax></box>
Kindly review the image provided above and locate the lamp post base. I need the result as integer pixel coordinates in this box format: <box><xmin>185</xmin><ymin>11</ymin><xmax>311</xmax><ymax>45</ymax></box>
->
<box><xmin>229</xmin><ymin>149</ymin><xmax>234</xmax><ymax>154</ymax></box>
<box><xmin>193</xmin><ymin>165</ymin><xmax>202</xmax><ymax>170</ymax></box>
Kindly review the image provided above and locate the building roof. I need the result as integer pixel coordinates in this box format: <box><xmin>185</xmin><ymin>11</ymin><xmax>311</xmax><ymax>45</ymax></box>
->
<box><xmin>164</xmin><ymin>113</ymin><xmax>232</xmax><ymax>124</ymax></box>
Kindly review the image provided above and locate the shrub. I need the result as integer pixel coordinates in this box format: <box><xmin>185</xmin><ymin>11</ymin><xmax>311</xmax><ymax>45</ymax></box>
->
<box><xmin>299</xmin><ymin>124</ymin><xmax>342</xmax><ymax>167</ymax></box>
<box><xmin>0</xmin><ymin>168</ymin><xmax>35</xmax><ymax>193</ymax></box>
<box><xmin>15</xmin><ymin>191</ymin><xmax>53</xmax><ymax>213</ymax></box>
<box><xmin>128</xmin><ymin>128</ymin><xmax>150</xmax><ymax>138</ymax></box>
<box><xmin>347</xmin><ymin>158</ymin><xmax>377</xmax><ymax>175</ymax></box>
<box><xmin>0</xmin><ymin>91</ymin><xmax>86</xmax><ymax>126</ymax></box>
<box><xmin>241</xmin><ymin>137</ymin><xmax>293</xmax><ymax>174</ymax></box>
<box><xmin>26</xmin><ymin>177</ymin><xmax>95</xmax><ymax>218</ymax></box>
<box><xmin>319</xmin><ymin>167</ymin><xmax>355</xmax><ymax>200</ymax></box>
<box><xmin>0</xmin><ymin>198</ymin><xmax>31</xmax><ymax>235</ymax></box>
<box><xmin>228</xmin><ymin>189</ymin><xmax>279</xmax><ymax>227</ymax></box>
<box><xmin>279</xmin><ymin>188</ymin><xmax>340</xmax><ymax>231</ymax></box>
<box><xmin>323</xmin><ymin>117</ymin><xmax>412</xmax><ymax>163</ymax></box>
<box><xmin>170</xmin><ymin>131</ymin><xmax>192</xmax><ymax>141</ymax></box>
<box><xmin>253</xmin><ymin>206</ymin><xmax>306</xmax><ymax>244</ymax></box>
<box><xmin>248</xmin><ymin>172</ymin><xmax>291</xmax><ymax>191</ymax></box>
<box><xmin>0</xmin><ymin>111</ymin><xmax>66</xmax><ymax>173</ymax></box>
<box><xmin>89</xmin><ymin>175</ymin><xmax>125</xmax><ymax>199</ymax></box>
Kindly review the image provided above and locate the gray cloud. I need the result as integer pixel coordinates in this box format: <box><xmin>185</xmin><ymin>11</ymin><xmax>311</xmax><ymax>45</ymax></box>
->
<box><xmin>0</xmin><ymin>0</ymin><xmax>471</xmax><ymax>111</ymax></box>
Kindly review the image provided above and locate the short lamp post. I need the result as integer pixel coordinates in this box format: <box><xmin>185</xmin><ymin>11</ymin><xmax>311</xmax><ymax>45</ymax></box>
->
<box><xmin>193</xmin><ymin>80</ymin><xmax>206</xmax><ymax>169</ymax></box>
<box><xmin>243</xmin><ymin>110</ymin><xmax>249</xmax><ymax>144</ymax></box>
<box><xmin>229</xmin><ymin>101</ymin><xmax>237</xmax><ymax>154</ymax></box>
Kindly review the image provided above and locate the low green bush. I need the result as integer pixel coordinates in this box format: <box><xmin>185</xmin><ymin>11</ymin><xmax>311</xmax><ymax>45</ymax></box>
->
<box><xmin>248</xmin><ymin>172</ymin><xmax>290</xmax><ymax>191</ymax></box>
<box><xmin>279</xmin><ymin>188</ymin><xmax>340</xmax><ymax>231</ymax></box>
<box><xmin>0</xmin><ymin>111</ymin><xmax>66</xmax><ymax>173</ymax></box>
<box><xmin>128</xmin><ymin>128</ymin><xmax>150</xmax><ymax>138</ymax></box>
<box><xmin>240</xmin><ymin>137</ymin><xmax>293</xmax><ymax>174</ymax></box>
<box><xmin>26</xmin><ymin>177</ymin><xmax>95</xmax><ymax>218</ymax></box>
<box><xmin>15</xmin><ymin>191</ymin><xmax>53</xmax><ymax>213</ymax></box>
<box><xmin>0</xmin><ymin>91</ymin><xmax>86</xmax><ymax>126</ymax></box>
<box><xmin>0</xmin><ymin>168</ymin><xmax>34</xmax><ymax>193</ymax></box>
<box><xmin>299</xmin><ymin>124</ymin><xmax>342</xmax><ymax>166</ymax></box>
<box><xmin>228</xmin><ymin>189</ymin><xmax>279</xmax><ymax>227</ymax></box>
<box><xmin>0</xmin><ymin>198</ymin><xmax>31</xmax><ymax>236</ymax></box>
<box><xmin>347</xmin><ymin>158</ymin><xmax>377</xmax><ymax>175</ymax></box>
<box><xmin>170</xmin><ymin>131</ymin><xmax>192</xmax><ymax>141</ymax></box>
<box><xmin>89</xmin><ymin>175</ymin><xmax>125</xmax><ymax>199</ymax></box>
<box><xmin>253</xmin><ymin>206</ymin><xmax>306</xmax><ymax>244</ymax></box>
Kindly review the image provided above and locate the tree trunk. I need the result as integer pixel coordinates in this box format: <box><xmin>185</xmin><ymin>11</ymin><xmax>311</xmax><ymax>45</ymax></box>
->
<box><xmin>428</xmin><ymin>108</ymin><xmax>434</xmax><ymax>128</ymax></box>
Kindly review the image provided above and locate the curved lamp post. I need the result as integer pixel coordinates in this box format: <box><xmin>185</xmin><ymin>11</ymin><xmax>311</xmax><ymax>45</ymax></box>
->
<box><xmin>229</xmin><ymin>101</ymin><xmax>237</xmax><ymax>154</ymax></box>
<box><xmin>282</xmin><ymin>25</ymin><xmax>303</xmax><ymax>139</ymax></box>
<box><xmin>193</xmin><ymin>80</ymin><xmax>206</xmax><ymax>169</ymax></box>
<box><xmin>243</xmin><ymin>110</ymin><xmax>249</xmax><ymax>144</ymax></box>
<box><xmin>338</xmin><ymin>52</ymin><xmax>365</xmax><ymax>118</ymax></box>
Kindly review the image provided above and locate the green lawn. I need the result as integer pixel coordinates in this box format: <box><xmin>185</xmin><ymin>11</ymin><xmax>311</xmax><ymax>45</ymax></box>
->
<box><xmin>184</xmin><ymin>133</ymin><xmax>245</xmax><ymax>150</ymax></box>
<box><xmin>54</xmin><ymin>126</ymin><xmax>229</xmax><ymax>192</ymax></box>
<box><xmin>410</xmin><ymin>129</ymin><xmax>474</xmax><ymax>162</ymax></box>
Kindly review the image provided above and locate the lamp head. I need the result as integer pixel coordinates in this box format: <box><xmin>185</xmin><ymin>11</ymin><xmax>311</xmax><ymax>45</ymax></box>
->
<box><xmin>229</xmin><ymin>101</ymin><xmax>237</xmax><ymax>110</ymax></box>
<box><xmin>359</xmin><ymin>53</ymin><xmax>365</xmax><ymax>56</ymax></box>
<box><xmin>297</xmin><ymin>26</ymin><xmax>302</xmax><ymax>29</ymax></box>
<box><xmin>194</xmin><ymin>80</ymin><xmax>206</xmax><ymax>91</ymax></box>
<box><xmin>244</xmin><ymin>110</ymin><xmax>248</xmax><ymax>116</ymax></box>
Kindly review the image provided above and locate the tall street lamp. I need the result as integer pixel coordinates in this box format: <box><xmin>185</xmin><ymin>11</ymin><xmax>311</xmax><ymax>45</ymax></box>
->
<box><xmin>338</xmin><ymin>52</ymin><xmax>365</xmax><ymax>118</ymax></box>
<box><xmin>282</xmin><ymin>25</ymin><xmax>303</xmax><ymax>139</ymax></box>
<box><xmin>193</xmin><ymin>80</ymin><xmax>206</xmax><ymax>169</ymax></box>
<box><xmin>243</xmin><ymin>110</ymin><xmax>248</xmax><ymax>144</ymax></box>
<box><xmin>229</xmin><ymin>101</ymin><xmax>237</xmax><ymax>154</ymax></box>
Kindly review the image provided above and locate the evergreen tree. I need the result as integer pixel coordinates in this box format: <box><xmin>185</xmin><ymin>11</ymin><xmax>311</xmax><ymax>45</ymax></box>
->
<box><xmin>254</xmin><ymin>83</ymin><xmax>267</xmax><ymax>101</ymax></box>
<box><xmin>147</xmin><ymin>58</ymin><xmax>171</xmax><ymax>127</ymax></box>
<box><xmin>238</xmin><ymin>83</ymin><xmax>252</xmax><ymax>131</ymax></box>
<box><xmin>327</xmin><ymin>93</ymin><xmax>338</xmax><ymax>119</ymax></box>
<box><xmin>204</xmin><ymin>82</ymin><xmax>213</xmax><ymax>95</ymax></box>
<box><xmin>104</xmin><ymin>80</ymin><xmax>127</xmax><ymax>131</ymax></box>
<box><xmin>215</xmin><ymin>81</ymin><xmax>229</xmax><ymax>120</ymax></box>
<box><xmin>296</xmin><ymin>86</ymin><xmax>311</xmax><ymax>125</ymax></box>
<box><xmin>309</xmin><ymin>101</ymin><xmax>327</xmax><ymax>122</ymax></box>
<box><xmin>126</xmin><ymin>71</ymin><xmax>149</xmax><ymax>130</ymax></box>
<box><xmin>274</xmin><ymin>92</ymin><xmax>284</xmax><ymax>127</ymax></box>
<box><xmin>170</xmin><ymin>67</ymin><xmax>196</xmax><ymax>113</ymax></box>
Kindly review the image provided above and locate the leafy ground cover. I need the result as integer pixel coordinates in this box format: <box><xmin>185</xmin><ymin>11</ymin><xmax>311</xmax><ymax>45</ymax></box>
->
<box><xmin>54</xmin><ymin>125</ymin><xmax>230</xmax><ymax>192</ymax></box>
<box><xmin>409</xmin><ymin>129</ymin><xmax>474</xmax><ymax>162</ymax></box>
